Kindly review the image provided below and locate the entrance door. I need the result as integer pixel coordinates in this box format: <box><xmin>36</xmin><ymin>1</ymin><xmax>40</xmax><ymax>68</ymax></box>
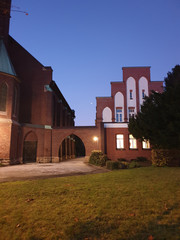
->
<box><xmin>23</xmin><ymin>141</ymin><xmax>37</xmax><ymax>163</ymax></box>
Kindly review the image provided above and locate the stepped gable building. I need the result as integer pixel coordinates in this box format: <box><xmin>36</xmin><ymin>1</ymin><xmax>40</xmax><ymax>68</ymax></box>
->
<box><xmin>0</xmin><ymin>0</ymin><xmax>163</xmax><ymax>165</ymax></box>
<box><xmin>96</xmin><ymin>67</ymin><xmax>163</xmax><ymax>160</ymax></box>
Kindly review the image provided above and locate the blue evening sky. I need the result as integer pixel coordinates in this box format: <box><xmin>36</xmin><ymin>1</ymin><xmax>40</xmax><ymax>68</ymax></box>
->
<box><xmin>10</xmin><ymin>0</ymin><xmax>180</xmax><ymax>126</ymax></box>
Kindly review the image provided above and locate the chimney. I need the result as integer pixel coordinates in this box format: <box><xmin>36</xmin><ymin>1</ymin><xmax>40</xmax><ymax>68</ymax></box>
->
<box><xmin>0</xmin><ymin>0</ymin><xmax>11</xmax><ymax>43</ymax></box>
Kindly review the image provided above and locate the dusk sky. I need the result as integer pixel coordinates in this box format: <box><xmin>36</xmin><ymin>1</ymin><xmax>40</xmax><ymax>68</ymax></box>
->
<box><xmin>10</xmin><ymin>0</ymin><xmax>180</xmax><ymax>126</ymax></box>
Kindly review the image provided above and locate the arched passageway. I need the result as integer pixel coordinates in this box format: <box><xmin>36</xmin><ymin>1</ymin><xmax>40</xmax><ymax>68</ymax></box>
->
<box><xmin>59</xmin><ymin>134</ymin><xmax>85</xmax><ymax>161</ymax></box>
<box><xmin>23</xmin><ymin>131</ymin><xmax>38</xmax><ymax>163</ymax></box>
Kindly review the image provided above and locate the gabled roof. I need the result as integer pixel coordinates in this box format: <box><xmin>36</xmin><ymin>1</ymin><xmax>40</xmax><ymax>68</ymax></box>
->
<box><xmin>0</xmin><ymin>39</ymin><xmax>16</xmax><ymax>76</ymax></box>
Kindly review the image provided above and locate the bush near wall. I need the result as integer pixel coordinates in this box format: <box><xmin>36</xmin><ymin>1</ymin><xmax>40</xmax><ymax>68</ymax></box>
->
<box><xmin>89</xmin><ymin>151</ymin><xmax>108</xmax><ymax>167</ymax></box>
<box><xmin>151</xmin><ymin>149</ymin><xmax>180</xmax><ymax>167</ymax></box>
<box><xmin>106</xmin><ymin>161</ymin><xmax>119</xmax><ymax>170</ymax></box>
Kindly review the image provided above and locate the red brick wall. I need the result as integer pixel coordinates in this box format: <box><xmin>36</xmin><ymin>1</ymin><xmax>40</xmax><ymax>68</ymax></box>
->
<box><xmin>96</xmin><ymin>97</ymin><xmax>114</xmax><ymax>124</ymax></box>
<box><xmin>122</xmin><ymin>67</ymin><xmax>151</xmax><ymax>83</ymax></box>
<box><xmin>0</xmin><ymin>121</ymin><xmax>11</xmax><ymax>161</ymax></box>
<box><xmin>7</xmin><ymin>37</ymin><xmax>53</xmax><ymax>126</ymax></box>
<box><xmin>52</xmin><ymin>127</ymin><xmax>101</xmax><ymax>162</ymax></box>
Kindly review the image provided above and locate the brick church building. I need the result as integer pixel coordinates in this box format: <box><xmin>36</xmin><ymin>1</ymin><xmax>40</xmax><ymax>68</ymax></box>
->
<box><xmin>0</xmin><ymin>0</ymin><xmax>163</xmax><ymax>165</ymax></box>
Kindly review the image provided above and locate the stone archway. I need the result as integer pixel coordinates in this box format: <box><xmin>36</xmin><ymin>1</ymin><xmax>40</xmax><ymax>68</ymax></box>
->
<box><xmin>23</xmin><ymin>131</ymin><xmax>38</xmax><ymax>163</ymax></box>
<box><xmin>59</xmin><ymin>134</ymin><xmax>85</xmax><ymax>161</ymax></box>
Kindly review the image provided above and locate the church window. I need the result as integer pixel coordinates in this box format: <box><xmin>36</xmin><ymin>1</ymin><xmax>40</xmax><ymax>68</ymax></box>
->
<box><xmin>0</xmin><ymin>83</ymin><xmax>7</xmax><ymax>112</ymax></box>
<box><xmin>13</xmin><ymin>86</ymin><xmax>18</xmax><ymax>116</ymax></box>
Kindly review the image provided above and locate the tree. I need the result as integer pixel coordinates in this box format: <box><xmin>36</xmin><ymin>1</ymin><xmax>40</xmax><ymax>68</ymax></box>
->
<box><xmin>128</xmin><ymin>65</ymin><xmax>180</xmax><ymax>150</ymax></box>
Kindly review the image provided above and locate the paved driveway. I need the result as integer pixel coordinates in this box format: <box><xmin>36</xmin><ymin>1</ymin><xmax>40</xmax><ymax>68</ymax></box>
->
<box><xmin>0</xmin><ymin>158</ymin><xmax>109</xmax><ymax>182</ymax></box>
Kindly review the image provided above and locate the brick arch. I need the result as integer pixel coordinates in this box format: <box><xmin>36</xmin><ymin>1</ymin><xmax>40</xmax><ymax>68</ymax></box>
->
<box><xmin>58</xmin><ymin>134</ymin><xmax>86</xmax><ymax>161</ymax></box>
<box><xmin>52</xmin><ymin>127</ymin><xmax>101</xmax><ymax>162</ymax></box>
<box><xmin>24</xmin><ymin>131</ymin><xmax>38</xmax><ymax>142</ymax></box>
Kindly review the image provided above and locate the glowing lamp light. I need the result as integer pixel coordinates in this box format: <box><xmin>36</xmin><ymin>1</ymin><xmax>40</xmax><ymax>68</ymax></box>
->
<box><xmin>93</xmin><ymin>136</ymin><xmax>98</xmax><ymax>142</ymax></box>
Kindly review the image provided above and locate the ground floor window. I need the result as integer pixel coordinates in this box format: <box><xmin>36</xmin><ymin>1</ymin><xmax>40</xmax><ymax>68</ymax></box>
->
<box><xmin>129</xmin><ymin>134</ymin><xmax>137</xmax><ymax>149</ymax></box>
<box><xmin>116</xmin><ymin>134</ymin><xmax>124</xmax><ymax>149</ymax></box>
<box><xmin>142</xmin><ymin>140</ymin><xmax>150</xmax><ymax>149</ymax></box>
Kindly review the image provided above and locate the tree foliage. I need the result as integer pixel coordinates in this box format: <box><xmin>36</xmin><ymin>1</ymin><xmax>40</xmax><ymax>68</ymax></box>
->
<box><xmin>128</xmin><ymin>65</ymin><xmax>180</xmax><ymax>150</ymax></box>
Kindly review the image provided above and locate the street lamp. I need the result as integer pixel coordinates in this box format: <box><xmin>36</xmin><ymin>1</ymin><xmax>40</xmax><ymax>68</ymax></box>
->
<box><xmin>93</xmin><ymin>136</ymin><xmax>99</xmax><ymax>150</ymax></box>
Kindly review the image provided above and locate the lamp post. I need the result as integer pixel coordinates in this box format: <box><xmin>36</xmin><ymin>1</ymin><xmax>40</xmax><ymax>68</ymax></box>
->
<box><xmin>93</xmin><ymin>136</ymin><xmax>99</xmax><ymax>150</ymax></box>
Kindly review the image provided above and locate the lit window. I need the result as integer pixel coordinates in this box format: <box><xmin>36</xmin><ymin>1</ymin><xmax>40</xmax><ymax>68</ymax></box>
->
<box><xmin>116</xmin><ymin>134</ymin><xmax>124</xmax><ymax>149</ymax></box>
<box><xmin>130</xmin><ymin>90</ymin><xmax>133</xmax><ymax>99</ymax></box>
<box><xmin>142</xmin><ymin>140</ymin><xmax>150</xmax><ymax>149</ymax></box>
<box><xmin>116</xmin><ymin>108</ymin><xmax>122</xmax><ymax>122</ymax></box>
<box><xmin>129</xmin><ymin>134</ymin><xmax>137</xmax><ymax>149</ymax></box>
<box><xmin>0</xmin><ymin>83</ymin><xmax>7</xmax><ymax>112</ymax></box>
<box><xmin>142</xmin><ymin>89</ymin><xmax>145</xmax><ymax>99</ymax></box>
<box><xmin>128</xmin><ymin>108</ymin><xmax>134</xmax><ymax>119</ymax></box>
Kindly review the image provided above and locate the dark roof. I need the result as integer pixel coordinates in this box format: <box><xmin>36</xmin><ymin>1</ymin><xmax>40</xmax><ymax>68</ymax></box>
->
<box><xmin>0</xmin><ymin>39</ymin><xmax>16</xmax><ymax>76</ymax></box>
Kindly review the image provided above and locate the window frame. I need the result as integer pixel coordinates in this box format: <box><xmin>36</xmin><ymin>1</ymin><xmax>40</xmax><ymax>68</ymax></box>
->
<box><xmin>130</xmin><ymin>90</ymin><xmax>133</xmax><ymax>99</ymax></box>
<box><xmin>116</xmin><ymin>108</ymin><xmax>123</xmax><ymax>122</ymax></box>
<box><xmin>116</xmin><ymin>134</ymin><xmax>124</xmax><ymax>149</ymax></box>
<box><xmin>142</xmin><ymin>140</ymin><xmax>150</xmax><ymax>149</ymax></box>
<box><xmin>129</xmin><ymin>134</ymin><xmax>137</xmax><ymax>149</ymax></box>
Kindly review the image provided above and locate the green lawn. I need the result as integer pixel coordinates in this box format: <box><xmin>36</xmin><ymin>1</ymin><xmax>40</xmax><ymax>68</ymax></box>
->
<box><xmin>0</xmin><ymin>167</ymin><xmax>179</xmax><ymax>240</ymax></box>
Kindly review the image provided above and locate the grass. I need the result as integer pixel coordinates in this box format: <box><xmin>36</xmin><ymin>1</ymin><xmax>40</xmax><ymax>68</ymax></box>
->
<box><xmin>0</xmin><ymin>167</ymin><xmax>180</xmax><ymax>240</ymax></box>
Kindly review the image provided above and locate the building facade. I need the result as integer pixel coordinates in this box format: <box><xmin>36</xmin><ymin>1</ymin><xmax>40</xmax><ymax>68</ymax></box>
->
<box><xmin>0</xmin><ymin>0</ymin><xmax>101</xmax><ymax>165</ymax></box>
<box><xmin>96</xmin><ymin>67</ymin><xmax>163</xmax><ymax>160</ymax></box>
<box><xmin>0</xmin><ymin>0</ymin><xmax>163</xmax><ymax>165</ymax></box>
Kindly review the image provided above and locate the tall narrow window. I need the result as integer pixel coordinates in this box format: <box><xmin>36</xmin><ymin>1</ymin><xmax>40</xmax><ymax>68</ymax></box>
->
<box><xmin>130</xmin><ymin>90</ymin><xmax>133</xmax><ymax>99</ymax></box>
<box><xmin>116</xmin><ymin>108</ymin><xmax>122</xmax><ymax>122</ymax></box>
<box><xmin>116</xmin><ymin>134</ymin><xmax>124</xmax><ymax>149</ymax></box>
<box><xmin>142</xmin><ymin>140</ymin><xmax>150</xmax><ymax>149</ymax></box>
<box><xmin>142</xmin><ymin>89</ymin><xmax>145</xmax><ymax>99</ymax></box>
<box><xmin>13</xmin><ymin>86</ymin><xmax>18</xmax><ymax>116</ymax></box>
<box><xmin>128</xmin><ymin>108</ymin><xmax>135</xmax><ymax>119</ymax></box>
<box><xmin>129</xmin><ymin>134</ymin><xmax>137</xmax><ymax>149</ymax></box>
<box><xmin>0</xmin><ymin>83</ymin><xmax>7</xmax><ymax>112</ymax></box>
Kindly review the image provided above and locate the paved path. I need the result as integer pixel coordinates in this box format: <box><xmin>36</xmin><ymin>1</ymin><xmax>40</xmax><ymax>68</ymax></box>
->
<box><xmin>0</xmin><ymin>158</ymin><xmax>109</xmax><ymax>182</ymax></box>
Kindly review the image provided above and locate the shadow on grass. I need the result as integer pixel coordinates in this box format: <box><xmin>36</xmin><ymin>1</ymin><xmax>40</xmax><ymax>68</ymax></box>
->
<box><xmin>64</xmin><ymin>214</ymin><xmax>180</xmax><ymax>240</ymax></box>
<box><xmin>64</xmin><ymin>217</ymin><xmax>117</xmax><ymax>240</ymax></box>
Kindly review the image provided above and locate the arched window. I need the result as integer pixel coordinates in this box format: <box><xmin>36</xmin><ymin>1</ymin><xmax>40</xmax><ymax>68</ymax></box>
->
<box><xmin>102</xmin><ymin>107</ymin><xmax>112</xmax><ymax>122</ymax></box>
<box><xmin>0</xmin><ymin>83</ymin><xmax>7</xmax><ymax>112</ymax></box>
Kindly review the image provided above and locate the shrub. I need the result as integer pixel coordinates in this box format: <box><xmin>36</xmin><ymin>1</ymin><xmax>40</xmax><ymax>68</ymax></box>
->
<box><xmin>129</xmin><ymin>160</ymin><xmax>140</xmax><ymax>168</ymax></box>
<box><xmin>136</xmin><ymin>156</ymin><xmax>148</xmax><ymax>162</ymax></box>
<box><xmin>89</xmin><ymin>151</ymin><xmax>108</xmax><ymax>167</ymax></box>
<box><xmin>118</xmin><ymin>162</ymin><xmax>128</xmax><ymax>169</ymax></box>
<box><xmin>151</xmin><ymin>149</ymin><xmax>180</xmax><ymax>167</ymax></box>
<box><xmin>106</xmin><ymin>161</ymin><xmax>119</xmax><ymax>170</ymax></box>
<box><xmin>117</xmin><ymin>158</ymin><xmax>127</xmax><ymax>162</ymax></box>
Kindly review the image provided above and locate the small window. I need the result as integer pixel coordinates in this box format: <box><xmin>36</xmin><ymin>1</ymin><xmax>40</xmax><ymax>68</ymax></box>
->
<box><xmin>129</xmin><ymin>134</ymin><xmax>137</xmax><ymax>149</ymax></box>
<box><xmin>142</xmin><ymin>140</ymin><xmax>150</xmax><ymax>149</ymax></box>
<box><xmin>128</xmin><ymin>108</ymin><xmax>134</xmax><ymax>119</ymax></box>
<box><xmin>0</xmin><ymin>83</ymin><xmax>7</xmax><ymax>112</ymax></box>
<box><xmin>130</xmin><ymin>90</ymin><xmax>133</xmax><ymax>99</ymax></box>
<box><xmin>116</xmin><ymin>134</ymin><xmax>124</xmax><ymax>149</ymax></box>
<box><xmin>116</xmin><ymin>108</ymin><xmax>122</xmax><ymax>122</ymax></box>
<box><xmin>142</xmin><ymin>89</ymin><xmax>145</xmax><ymax>99</ymax></box>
